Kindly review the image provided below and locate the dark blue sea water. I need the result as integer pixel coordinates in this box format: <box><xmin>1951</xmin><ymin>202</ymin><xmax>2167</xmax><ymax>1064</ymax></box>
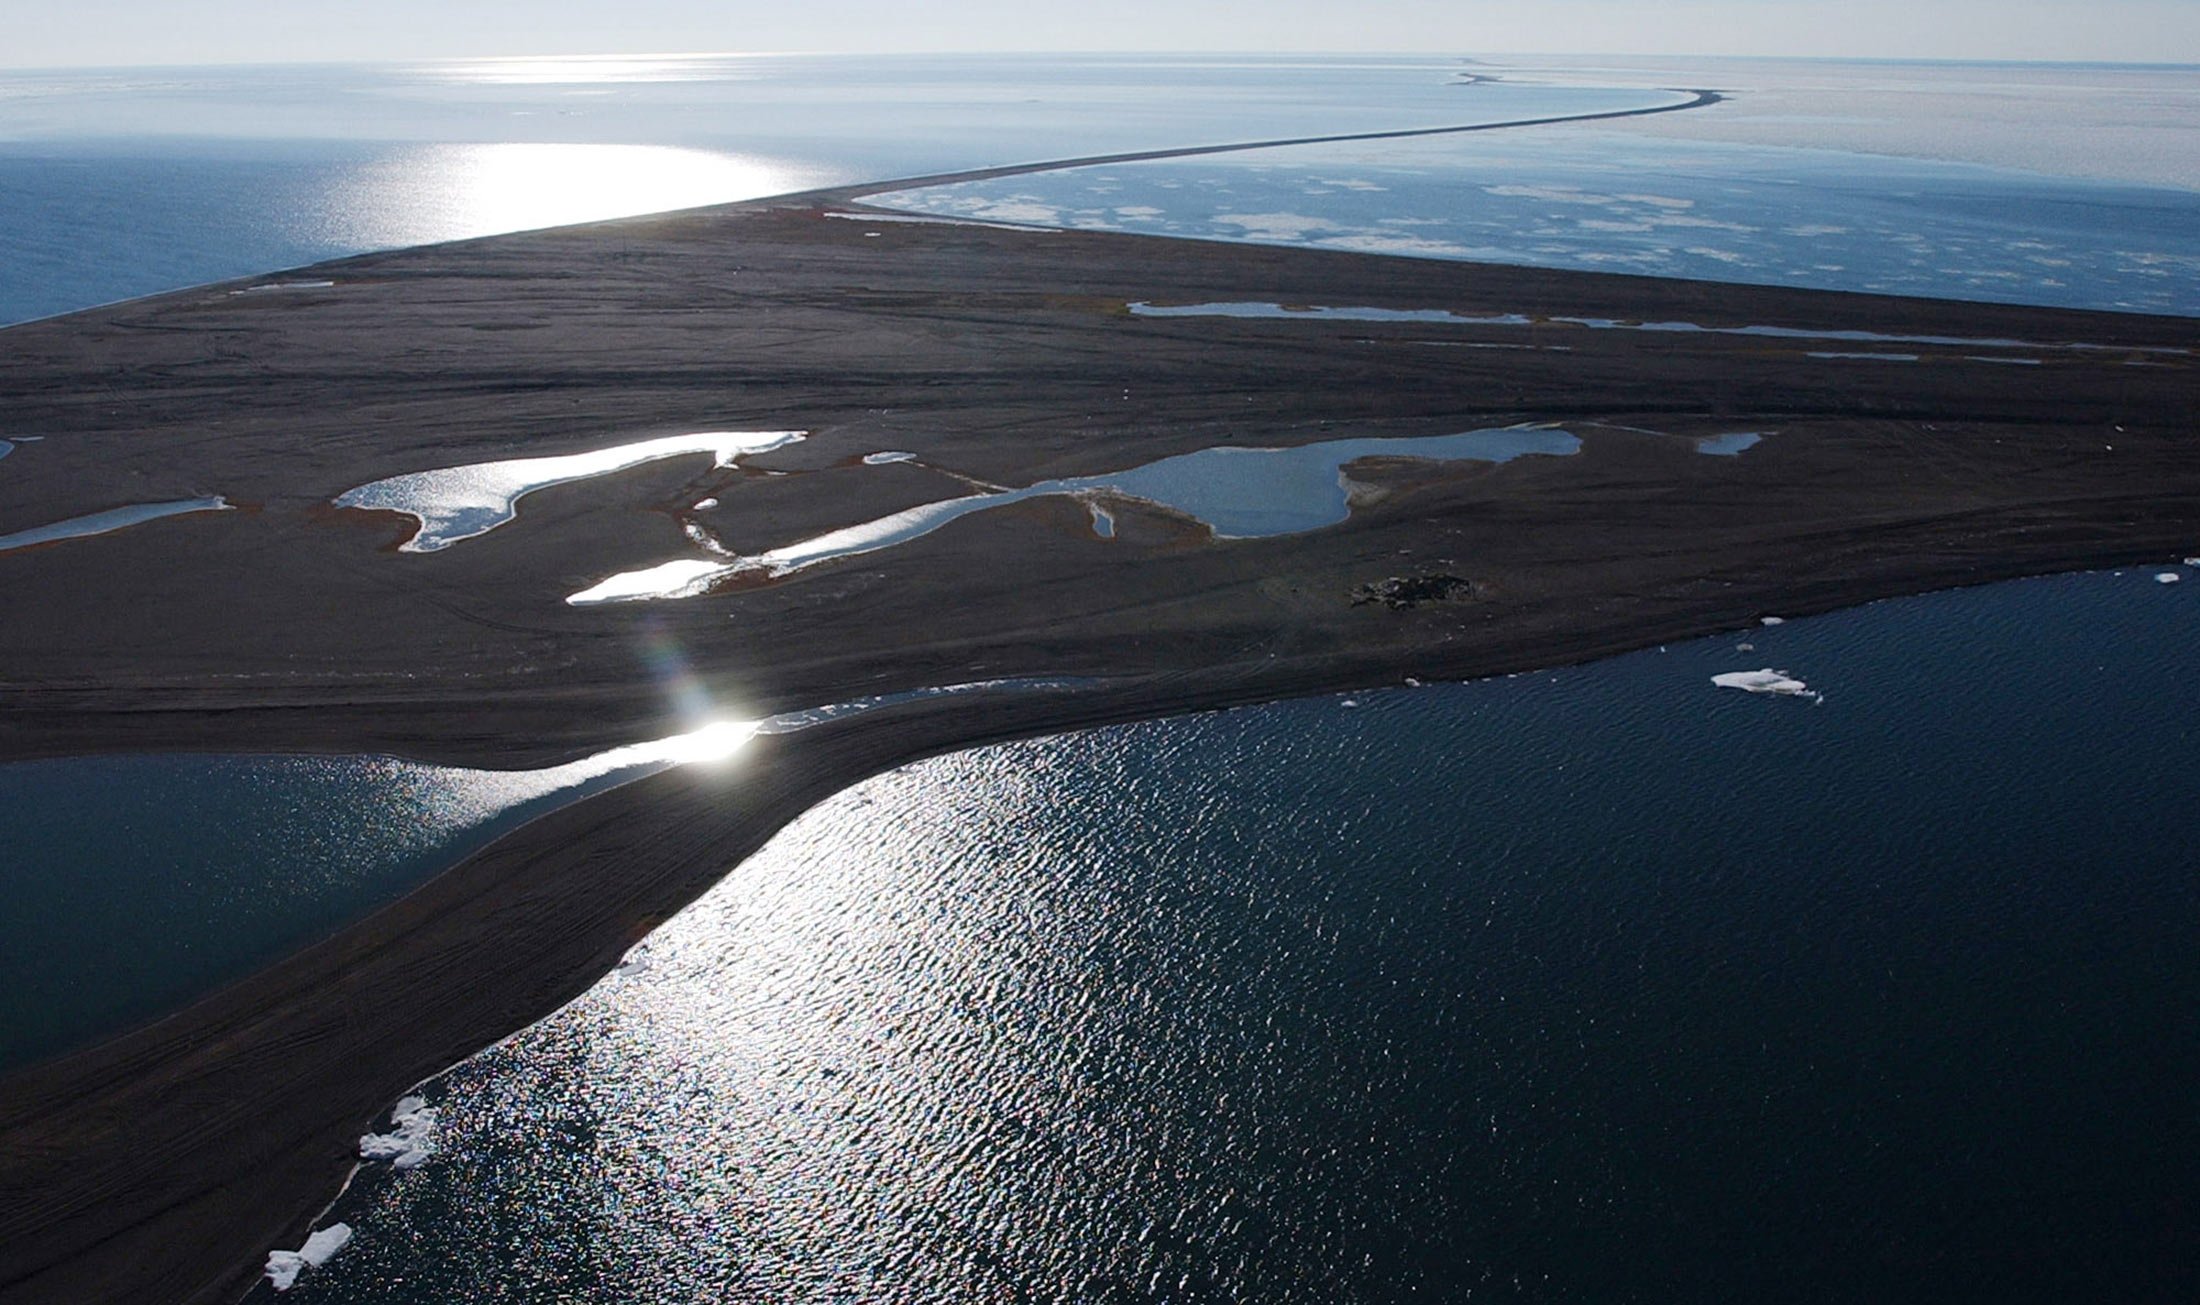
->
<box><xmin>270</xmin><ymin>569</ymin><xmax>2200</xmax><ymax>1303</ymax></box>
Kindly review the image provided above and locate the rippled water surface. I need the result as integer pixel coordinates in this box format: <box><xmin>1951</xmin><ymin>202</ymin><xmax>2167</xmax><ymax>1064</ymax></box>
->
<box><xmin>283</xmin><ymin>569</ymin><xmax>2200</xmax><ymax>1303</ymax></box>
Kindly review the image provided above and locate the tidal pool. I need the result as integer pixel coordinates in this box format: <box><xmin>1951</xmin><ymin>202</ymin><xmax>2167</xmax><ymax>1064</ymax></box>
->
<box><xmin>335</xmin><ymin>430</ymin><xmax>805</xmax><ymax>552</ymax></box>
<box><xmin>570</xmin><ymin>424</ymin><xmax>1581</xmax><ymax>604</ymax></box>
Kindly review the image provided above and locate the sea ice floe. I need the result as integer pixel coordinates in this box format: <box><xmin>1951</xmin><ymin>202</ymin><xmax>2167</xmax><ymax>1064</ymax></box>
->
<box><xmin>2155</xmin><ymin>572</ymin><xmax>2182</xmax><ymax>584</ymax></box>
<box><xmin>265</xmin><ymin>1223</ymin><xmax>352</xmax><ymax>1292</ymax></box>
<box><xmin>1713</xmin><ymin>668</ymin><xmax>1821</xmax><ymax>701</ymax></box>
<box><xmin>692</xmin><ymin>497</ymin><xmax>719</xmax><ymax>510</ymax></box>
<box><xmin>1759</xmin><ymin>616</ymin><xmax>1786</xmax><ymax>626</ymax></box>
<box><xmin>360</xmin><ymin>1095</ymin><xmax>439</xmax><ymax>1170</ymax></box>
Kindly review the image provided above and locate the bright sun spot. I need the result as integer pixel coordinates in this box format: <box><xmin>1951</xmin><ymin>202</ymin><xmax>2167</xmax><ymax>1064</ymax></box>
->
<box><xmin>322</xmin><ymin>143</ymin><xmax>816</xmax><ymax>248</ymax></box>
<box><xmin>429</xmin><ymin>54</ymin><xmax>761</xmax><ymax>85</ymax></box>
<box><xmin>652</xmin><ymin>720</ymin><xmax>762</xmax><ymax>767</ymax></box>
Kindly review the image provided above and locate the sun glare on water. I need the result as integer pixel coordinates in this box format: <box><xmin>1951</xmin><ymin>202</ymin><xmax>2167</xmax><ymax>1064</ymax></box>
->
<box><xmin>427</xmin><ymin>54</ymin><xmax>765</xmax><ymax>85</ymax></box>
<box><xmin>318</xmin><ymin>143</ymin><xmax>815</xmax><ymax>248</ymax></box>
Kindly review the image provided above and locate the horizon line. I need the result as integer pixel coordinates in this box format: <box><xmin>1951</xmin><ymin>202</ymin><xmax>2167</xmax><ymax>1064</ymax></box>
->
<box><xmin>4</xmin><ymin>49</ymin><xmax>2199</xmax><ymax>74</ymax></box>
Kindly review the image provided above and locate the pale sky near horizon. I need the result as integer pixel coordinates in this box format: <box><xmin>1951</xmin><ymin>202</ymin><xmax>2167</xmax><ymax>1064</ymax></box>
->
<box><xmin>2</xmin><ymin>0</ymin><xmax>2198</xmax><ymax>68</ymax></box>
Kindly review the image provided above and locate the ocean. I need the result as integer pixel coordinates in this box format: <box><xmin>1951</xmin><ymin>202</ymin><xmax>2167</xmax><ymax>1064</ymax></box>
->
<box><xmin>289</xmin><ymin>570</ymin><xmax>2200</xmax><ymax>1303</ymax></box>
<box><xmin>0</xmin><ymin>52</ymin><xmax>2194</xmax><ymax>1302</ymax></box>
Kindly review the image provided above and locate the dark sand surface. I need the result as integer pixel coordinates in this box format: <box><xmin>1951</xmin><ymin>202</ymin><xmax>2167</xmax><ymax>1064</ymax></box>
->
<box><xmin>0</xmin><ymin>183</ymin><xmax>2195</xmax><ymax>1302</ymax></box>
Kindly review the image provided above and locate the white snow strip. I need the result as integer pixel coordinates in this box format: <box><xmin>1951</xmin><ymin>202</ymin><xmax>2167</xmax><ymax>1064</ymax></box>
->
<box><xmin>231</xmin><ymin>280</ymin><xmax>335</xmax><ymax>295</ymax></box>
<box><xmin>862</xmin><ymin>450</ymin><xmax>917</xmax><ymax>465</ymax></box>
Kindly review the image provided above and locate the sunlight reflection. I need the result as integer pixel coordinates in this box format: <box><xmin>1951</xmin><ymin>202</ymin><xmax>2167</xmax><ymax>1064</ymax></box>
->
<box><xmin>428</xmin><ymin>54</ymin><xmax>764</xmax><ymax>85</ymax></box>
<box><xmin>319</xmin><ymin>143</ymin><xmax>817</xmax><ymax>247</ymax></box>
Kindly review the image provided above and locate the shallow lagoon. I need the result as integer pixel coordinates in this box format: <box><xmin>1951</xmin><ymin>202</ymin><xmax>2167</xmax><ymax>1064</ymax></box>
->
<box><xmin>882</xmin><ymin>129</ymin><xmax>2200</xmax><ymax>315</ymax></box>
<box><xmin>282</xmin><ymin>567</ymin><xmax>2200</xmax><ymax>1303</ymax></box>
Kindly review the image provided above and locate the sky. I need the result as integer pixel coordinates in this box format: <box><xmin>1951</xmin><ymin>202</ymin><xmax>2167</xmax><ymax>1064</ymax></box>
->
<box><xmin>2</xmin><ymin>0</ymin><xmax>2198</xmax><ymax>68</ymax></box>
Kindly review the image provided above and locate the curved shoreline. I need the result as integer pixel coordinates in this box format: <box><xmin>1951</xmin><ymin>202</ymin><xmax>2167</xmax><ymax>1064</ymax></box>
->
<box><xmin>0</xmin><ymin>85</ymin><xmax>1719</xmax><ymax>337</ymax></box>
<box><xmin>0</xmin><ymin>116</ymin><xmax>2195</xmax><ymax>1299</ymax></box>
<box><xmin>10</xmin><ymin>549</ymin><xmax>2200</xmax><ymax>1305</ymax></box>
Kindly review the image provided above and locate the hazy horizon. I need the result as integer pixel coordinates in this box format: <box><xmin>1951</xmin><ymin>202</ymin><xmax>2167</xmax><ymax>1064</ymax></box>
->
<box><xmin>5</xmin><ymin>0</ymin><xmax>2199</xmax><ymax>69</ymax></box>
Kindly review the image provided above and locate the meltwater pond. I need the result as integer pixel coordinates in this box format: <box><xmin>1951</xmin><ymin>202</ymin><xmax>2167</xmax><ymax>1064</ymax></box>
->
<box><xmin>569</xmin><ymin>425</ymin><xmax>1580</xmax><ymax>604</ymax></box>
<box><xmin>283</xmin><ymin>567</ymin><xmax>2200</xmax><ymax>1303</ymax></box>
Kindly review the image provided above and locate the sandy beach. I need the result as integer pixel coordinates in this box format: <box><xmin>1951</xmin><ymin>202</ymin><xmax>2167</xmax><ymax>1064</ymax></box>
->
<box><xmin>0</xmin><ymin>179</ymin><xmax>2195</xmax><ymax>1302</ymax></box>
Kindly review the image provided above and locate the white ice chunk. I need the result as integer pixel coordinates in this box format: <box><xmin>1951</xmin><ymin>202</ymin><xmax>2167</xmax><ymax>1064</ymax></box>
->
<box><xmin>361</xmin><ymin>1097</ymin><xmax>440</xmax><ymax>1169</ymax></box>
<box><xmin>2156</xmin><ymin>572</ymin><xmax>2182</xmax><ymax>584</ymax></box>
<box><xmin>862</xmin><ymin>450</ymin><xmax>917</xmax><ymax>465</ymax></box>
<box><xmin>1713</xmin><ymin>668</ymin><xmax>1821</xmax><ymax>701</ymax></box>
<box><xmin>1759</xmin><ymin>616</ymin><xmax>1786</xmax><ymax>626</ymax></box>
<box><xmin>265</xmin><ymin>1223</ymin><xmax>352</xmax><ymax>1291</ymax></box>
<box><xmin>692</xmin><ymin>497</ymin><xmax>719</xmax><ymax>510</ymax></box>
